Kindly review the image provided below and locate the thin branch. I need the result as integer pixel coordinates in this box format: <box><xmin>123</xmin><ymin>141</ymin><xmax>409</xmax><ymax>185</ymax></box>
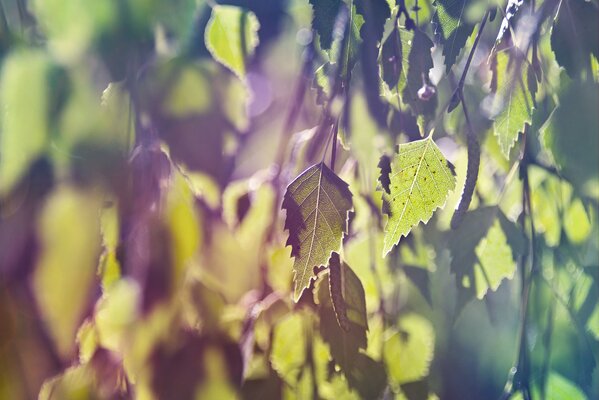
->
<box><xmin>448</xmin><ymin>10</ymin><xmax>490</xmax><ymax>112</ymax></box>
<box><xmin>450</xmin><ymin>91</ymin><xmax>480</xmax><ymax>228</ymax></box>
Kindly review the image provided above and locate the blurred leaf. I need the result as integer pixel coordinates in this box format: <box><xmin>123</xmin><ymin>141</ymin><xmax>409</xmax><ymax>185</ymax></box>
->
<box><xmin>95</xmin><ymin>278</ymin><xmax>141</xmax><ymax>353</ymax></box>
<box><xmin>32</xmin><ymin>0</ymin><xmax>116</xmax><ymax>61</ymax></box>
<box><xmin>271</xmin><ymin>312</ymin><xmax>307</xmax><ymax>385</ymax></box>
<box><xmin>551</xmin><ymin>0</ymin><xmax>599</xmax><ymax>78</ymax></box>
<box><xmin>449</xmin><ymin>207</ymin><xmax>523</xmax><ymax>309</ymax></box>
<box><xmin>282</xmin><ymin>162</ymin><xmax>353</xmax><ymax>301</ymax></box>
<box><xmin>309</xmin><ymin>0</ymin><xmax>342</xmax><ymax>50</ymax></box>
<box><xmin>384</xmin><ymin>314</ymin><xmax>435</xmax><ymax>385</ymax></box>
<box><xmin>432</xmin><ymin>0</ymin><xmax>476</xmax><ymax>72</ymax></box>
<box><xmin>205</xmin><ymin>5</ymin><xmax>260</xmax><ymax>79</ymax></box>
<box><xmin>381</xmin><ymin>136</ymin><xmax>456</xmax><ymax>255</ymax></box>
<box><xmin>542</xmin><ymin>79</ymin><xmax>599</xmax><ymax>198</ymax></box>
<box><xmin>33</xmin><ymin>186</ymin><xmax>102</xmax><ymax>359</ymax></box>
<box><xmin>0</xmin><ymin>50</ymin><xmax>50</xmax><ymax>195</ymax></box>
<box><xmin>317</xmin><ymin>255</ymin><xmax>368</xmax><ymax>371</ymax></box>
<box><xmin>493</xmin><ymin>0</ymin><xmax>523</xmax><ymax>48</ymax></box>
<box><xmin>491</xmin><ymin>52</ymin><xmax>535</xmax><ymax>158</ymax></box>
<box><xmin>384</xmin><ymin>26</ymin><xmax>437</xmax><ymax>125</ymax></box>
<box><xmin>564</xmin><ymin>198</ymin><xmax>591</xmax><ymax>244</ymax></box>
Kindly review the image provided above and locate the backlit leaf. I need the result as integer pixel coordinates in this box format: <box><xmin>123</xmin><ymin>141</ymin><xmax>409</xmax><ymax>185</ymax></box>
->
<box><xmin>380</xmin><ymin>136</ymin><xmax>456</xmax><ymax>255</ymax></box>
<box><xmin>282</xmin><ymin>163</ymin><xmax>353</xmax><ymax>301</ymax></box>
<box><xmin>0</xmin><ymin>50</ymin><xmax>51</xmax><ymax>195</ymax></box>
<box><xmin>384</xmin><ymin>314</ymin><xmax>435</xmax><ymax>385</ymax></box>
<box><xmin>205</xmin><ymin>5</ymin><xmax>260</xmax><ymax>79</ymax></box>
<box><xmin>491</xmin><ymin>51</ymin><xmax>535</xmax><ymax>158</ymax></box>
<box><xmin>432</xmin><ymin>0</ymin><xmax>476</xmax><ymax>72</ymax></box>
<box><xmin>33</xmin><ymin>186</ymin><xmax>102</xmax><ymax>359</ymax></box>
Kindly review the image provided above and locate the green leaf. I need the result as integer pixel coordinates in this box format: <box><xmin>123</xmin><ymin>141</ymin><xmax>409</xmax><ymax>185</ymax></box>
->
<box><xmin>380</xmin><ymin>136</ymin><xmax>456</xmax><ymax>255</ymax></box>
<box><xmin>0</xmin><ymin>50</ymin><xmax>51</xmax><ymax>195</ymax></box>
<box><xmin>432</xmin><ymin>0</ymin><xmax>475</xmax><ymax>72</ymax></box>
<box><xmin>271</xmin><ymin>313</ymin><xmax>307</xmax><ymax>385</ymax></box>
<box><xmin>396</xmin><ymin>27</ymin><xmax>437</xmax><ymax>122</ymax></box>
<box><xmin>309</xmin><ymin>0</ymin><xmax>342</xmax><ymax>50</ymax></box>
<box><xmin>33</xmin><ymin>186</ymin><xmax>102</xmax><ymax>359</ymax></box>
<box><xmin>384</xmin><ymin>314</ymin><xmax>435</xmax><ymax>385</ymax></box>
<box><xmin>205</xmin><ymin>5</ymin><xmax>260</xmax><ymax>79</ymax></box>
<box><xmin>491</xmin><ymin>51</ymin><xmax>535</xmax><ymax>158</ymax></box>
<box><xmin>317</xmin><ymin>254</ymin><xmax>368</xmax><ymax>370</ymax></box>
<box><xmin>282</xmin><ymin>163</ymin><xmax>353</xmax><ymax>301</ymax></box>
<box><xmin>448</xmin><ymin>207</ymin><xmax>524</xmax><ymax>309</ymax></box>
<box><xmin>542</xmin><ymin>79</ymin><xmax>599</xmax><ymax>198</ymax></box>
<box><xmin>551</xmin><ymin>0</ymin><xmax>599</xmax><ymax>78</ymax></box>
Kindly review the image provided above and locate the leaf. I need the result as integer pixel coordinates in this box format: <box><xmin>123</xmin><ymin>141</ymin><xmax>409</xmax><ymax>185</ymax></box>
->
<box><xmin>432</xmin><ymin>0</ymin><xmax>476</xmax><ymax>72</ymax></box>
<box><xmin>0</xmin><ymin>50</ymin><xmax>51</xmax><ymax>195</ymax></box>
<box><xmin>33</xmin><ymin>185</ymin><xmax>102</xmax><ymax>359</ymax></box>
<box><xmin>317</xmin><ymin>255</ymin><xmax>368</xmax><ymax>370</ymax></box>
<box><xmin>380</xmin><ymin>136</ymin><xmax>456</xmax><ymax>255</ymax></box>
<box><xmin>205</xmin><ymin>5</ymin><xmax>260</xmax><ymax>79</ymax></box>
<box><xmin>309</xmin><ymin>0</ymin><xmax>342</xmax><ymax>50</ymax></box>
<box><xmin>282</xmin><ymin>162</ymin><xmax>353</xmax><ymax>301</ymax></box>
<box><xmin>384</xmin><ymin>314</ymin><xmax>435</xmax><ymax>385</ymax></box>
<box><xmin>448</xmin><ymin>207</ymin><xmax>524</xmax><ymax>310</ymax></box>
<box><xmin>396</xmin><ymin>27</ymin><xmax>437</xmax><ymax>121</ymax></box>
<box><xmin>493</xmin><ymin>0</ymin><xmax>524</xmax><ymax>48</ymax></box>
<box><xmin>491</xmin><ymin>51</ymin><xmax>535</xmax><ymax>158</ymax></box>
<box><xmin>270</xmin><ymin>313</ymin><xmax>307</xmax><ymax>385</ymax></box>
<box><xmin>356</xmin><ymin>0</ymin><xmax>392</xmax><ymax>126</ymax></box>
<box><xmin>551</xmin><ymin>0</ymin><xmax>599</xmax><ymax>78</ymax></box>
<box><xmin>542</xmin><ymin>80</ymin><xmax>599</xmax><ymax>198</ymax></box>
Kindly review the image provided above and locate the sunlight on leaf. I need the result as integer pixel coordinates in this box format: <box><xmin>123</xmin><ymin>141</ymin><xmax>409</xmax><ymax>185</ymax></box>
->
<box><xmin>0</xmin><ymin>50</ymin><xmax>50</xmax><ymax>195</ymax></box>
<box><xmin>384</xmin><ymin>314</ymin><xmax>435</xmax><ymax>385</ymax></box>
<box><xmin>205</xmin><ymin>5</ymin><xmax>260</xmax><ymax>79</ymax></box>
<box><xmin>381</xmin><ymin>136</ymin><xmax>456</xmax><ymax>255</ymax></box>
<box><xmin>491</xmin><ymin>51</ymin><xmax>535</xmax><ymax>158</ymax></box>
<box><xmin>33</xmin><ymin>186</ymin><xmax>102</xmax><ymax>359</ymax></box>
<box><xmin>282</xmin><ymin>163</ymin><xmax>353</xmax><ymax>301</ymax></box>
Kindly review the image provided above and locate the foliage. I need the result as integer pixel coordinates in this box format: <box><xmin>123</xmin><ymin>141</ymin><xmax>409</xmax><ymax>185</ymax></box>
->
<box><xmin>0</xmin><ymin>0</ymin><xmax>597</xmax><ymax>399</ymax></box>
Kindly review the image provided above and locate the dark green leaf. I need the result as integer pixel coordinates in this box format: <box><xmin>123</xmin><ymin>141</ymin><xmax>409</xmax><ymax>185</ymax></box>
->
<box><xmin>282</xmin><ymin>163</ymin><xmax>354</xmax><ymax>301</ymax></box>
<box><xmin>309</xmin><ymin>0</ymin><xmax>342</xmax><ymax>50</ymax></box>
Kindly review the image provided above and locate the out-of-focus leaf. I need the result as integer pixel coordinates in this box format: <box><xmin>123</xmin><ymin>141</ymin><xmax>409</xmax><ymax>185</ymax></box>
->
<box><xmin>380</xmin><ymin>136</ymin><xmax>456</xmax><ymax>255</ymax></box>
<box><xmin>432</xmin><ymin>0</ymin><xmax>476</xmax><ymax>72</ymax></box>
<box><xmin>542</xmin><ymin>80</ymin><xmax>599</xmax><ymax>198</ymax></box>
<box><xmin>493</xmin><ymin>0</ymin><xmax>523</xmax><ymax>47</ymax></box>
<box><xmin>32</xmin><ymin>0</ymin><xmax>116</xmax><ymax>61</ymax></box>
<box><xmin>551</xmin><ymin>0</ymin><xmax>599</xmax><ymax>78</ymax></box>
<box><xmin>33</xmin><ymin>186</ymin><xmax>102</xmax><ymax>359</ymax></box>
<box><xmin>95</xmin><ymin>278</ymin><xmax>141</xmax><ymax>353</ymax></box>
<box><xmin>356</xmin><ymin>0</ymin><xmax>391</xmax><ymax>126</ymax></box>
<box><xmin>564</xmin><ymin>198</ymin><xmax>591</xmax><ymax>244</ymax></box>
<box><xmin>384</xmin><ymin>314</ymin><xmax>435</xmax><ymax>385</ymax></box>
<box><xmin>150</xmin><ymin>331</ymin><xmax>242</xmax><ymax>400</ymax></box>
<box><xmin>448</xmin><ymin>207</ymin><xmax>524</xmax><ymax>309</ymax></box>
<box><xmin>0</xmin><ymin>50</ymin><xmax>51</xmax><ymax>195</ymax></box>
<box><xmin>309</xmin><ymin>0</ymin><xmax>342</xmax><ymax>50</ymax></box>
<box><xmin>282</xmin><ymin>163</ymin><xmax>353</xmax><ymax>301</ymax></box>
<box><xmin>491</xmin><ymin>51</ymin><xmax>535</xmax><ymax>158</ymax></box>
<box><xmin>271</xmin><ymin>312</ymin><xmax>307</xmax><ymax>385</ymax></box>
<box><xmin>384</xmin><ymin>27</ymin><xmax>437</xmax><ymax>127</ymax></box>
<box><xmin>317</xmin><ymin>255</ymin><xmax>368</xmax><ymax>368</ymax></box>
<box><xmin>205</xmin><ymin>5</ymin><xmax>260</xmax><ymax>79</ymax></box>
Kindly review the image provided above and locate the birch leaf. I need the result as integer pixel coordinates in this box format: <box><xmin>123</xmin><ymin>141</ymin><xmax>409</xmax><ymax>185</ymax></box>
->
<box><xmin>380</xmin><ymin>136</ymin><xmax>456</xmax><ymax>255</ymax></box>
<box><xmin>282</xmin><ymin>163</ymin><xmax>353</xmax><ymax>301</ymax></box>
<box><xmin>205</xmin><ymin>5</ymin><xmax>259</xmax><ymax>79</ymax></box>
